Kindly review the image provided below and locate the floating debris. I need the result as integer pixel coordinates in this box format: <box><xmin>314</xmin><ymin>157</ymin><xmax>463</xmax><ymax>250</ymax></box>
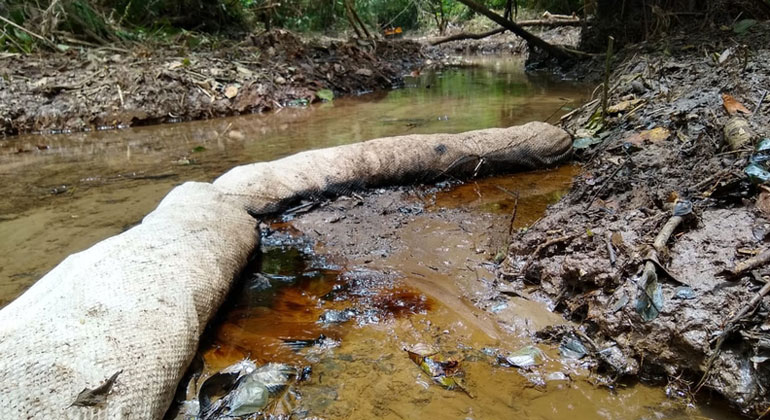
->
<box><xmin>196</xmin><ymin>361</ymin><xmax>297</xmax><ymax>420</ymax></box>
<box><xmin>405</xmin><ymin>346</ymin><xmax>472</xmax><ymax>397</ymax></box>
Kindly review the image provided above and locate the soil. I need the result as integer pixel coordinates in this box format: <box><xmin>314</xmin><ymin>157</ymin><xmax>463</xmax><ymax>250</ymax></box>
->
<box><xmin>0</xmin><ymin>30</ymin><xmax>427</xmax><ymax>136</ymax></box>
<box><xmin>501</xmin><ymin>22</ymin><xmax>770</xmax><ymax>416</ymax></box>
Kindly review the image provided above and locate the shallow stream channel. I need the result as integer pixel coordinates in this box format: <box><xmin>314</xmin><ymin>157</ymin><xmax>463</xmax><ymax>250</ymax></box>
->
<box><xmin>1</xmin><ymin>57</ymin><xmax>739</xmax><ymax>419</ymax></box>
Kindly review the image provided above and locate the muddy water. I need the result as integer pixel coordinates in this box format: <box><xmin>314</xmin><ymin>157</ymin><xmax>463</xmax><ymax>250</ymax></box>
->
<box><xmin>0</xmin><ymin>56</ymin><xmax>587</xmax><ymax>306</ymax></box>
<box><xmin>188</xmin><ymin>174</ymin><xmax>738</xmax><ymax>419</ymax></box>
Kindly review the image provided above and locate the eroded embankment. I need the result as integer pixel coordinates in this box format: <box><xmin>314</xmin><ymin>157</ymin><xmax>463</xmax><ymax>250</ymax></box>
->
<box><xmin>0</xmin><ymin>30</ymin><xmax>425</xmax><ymax>136</ymax></box>
<box><xmin>504</xmin><ymin>23</ymin><xmax>770</xmax><ymax>415</ymax></box>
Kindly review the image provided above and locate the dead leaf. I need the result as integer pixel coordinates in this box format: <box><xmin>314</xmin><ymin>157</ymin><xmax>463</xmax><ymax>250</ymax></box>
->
<box><xmin>608</xmin><ymin>98</ymin><xmax>643</xmax><ymax>113</ymax></box>
<box><xmin>71</xmin><ymin>370</ymin><xmax>122</xmax><ymax>407</ymax></box>
<box><xmin>224</xmin><ymin>85</ymin><xmax>239</xmax><ymax>99</ymax></box>
<box><xmin>722</xmin><ymin>93</ymin><xmax>751</xmax><ymax>115</ymax></box>
<box><xmin>625</xmin><ymin>127</ymin><xmax>670</xmax><ymax>146</ymax></box>
<box><xmin>757</xmin><ymin>190</ymin><xmax>770</xmax><ymax>216</ymax></box>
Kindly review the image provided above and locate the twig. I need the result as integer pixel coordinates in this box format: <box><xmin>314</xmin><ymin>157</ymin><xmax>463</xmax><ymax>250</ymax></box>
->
<box><xmin>507</xmin><ymin>190</ymin><xmax>519</xmax><ymax>236</ymax></box>
<box><xmin>653</xmin><ymin>215</ymin><xmax>683</xmax><ymax>253</ymax></box>
<box><xmin>560</xmin><ymin>98</ymin><xmax>599</xmax><ymax>122</ymax></box>
<box><xmin>585</xmin><ymin>160</ymin><xmax>626</xmax><ymax>210</ymax></box>
<box><xmin>601</xmin><ymin>36</ymin><xmax>615</xmax><ymax>119</ymax></box>
<box><xmin>117</xmin><ymin>84</ymin><xmax>124</xmax><ymax>108</ymax></box>
<box><xmin>755</xmin><ymin>90</ymin><xmax>767</xmax><ymax>116</ymax></box>
<box><xmin>696</xmin><ymin>281</ymin><xmax>770</xmax><ymax>392</ymax></box>
<box><xmin>731</xmin><ymin>248</ymin><xmax>770</xmax><ymax>276</ymax></box>
<box><xmin>544</xmin><ymin>100</ymin><xmax>570</xmax><ymax>124</ymax></box>
<box><xmin>0</xmin><ymin>15</ymin><xmax>57</xmax><ymax>49</ymax></box>
<box><xmin>605</xmin><ymin>234</ymin><xmax>616</xmax><ymax>266</ymax></box>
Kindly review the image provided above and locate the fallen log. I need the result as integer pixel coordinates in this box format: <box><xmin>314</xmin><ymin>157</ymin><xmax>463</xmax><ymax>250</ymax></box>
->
<box><xmin>431</xmin><ymin>18</ymin><xmax>582</xmax><ymax>46</ymax></box>
<box><xmin>454</xmin><ymin>0</ymin><xmax>589</xmax><ymax>61</ymax></box>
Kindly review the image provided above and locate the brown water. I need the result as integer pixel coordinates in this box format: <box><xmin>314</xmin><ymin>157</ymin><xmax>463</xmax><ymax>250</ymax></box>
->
<box><xmin>0</xmin><ymin>56</ymin><xmax>588</xmax><ymax>306</ymax></box>
<box><xmin>186</xmin><ymin>174</ymin><xmax>739</xmax><ymax>420</ymax></box>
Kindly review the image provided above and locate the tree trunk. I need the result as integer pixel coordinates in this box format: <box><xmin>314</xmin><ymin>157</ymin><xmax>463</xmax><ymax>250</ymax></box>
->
<box><xmin>431</xmin><ymin>18</ymin><xmax>583</xmax><ymax>46</ymax></box>
<box><xmin>454</xmin><ymin>0</ymin><xmax>582</xmax><ymax>61</ymax></box>
<box><xmin>344</xmin><ymin>0</ymin><xmax>364</xmax><ymax>39</ymax></box>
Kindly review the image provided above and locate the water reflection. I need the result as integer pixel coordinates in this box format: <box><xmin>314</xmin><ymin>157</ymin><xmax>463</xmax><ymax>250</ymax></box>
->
<box><xmin>0</xmin><ymin>56</ymin><xmax>588</xmax><ymax>306</ymax></box>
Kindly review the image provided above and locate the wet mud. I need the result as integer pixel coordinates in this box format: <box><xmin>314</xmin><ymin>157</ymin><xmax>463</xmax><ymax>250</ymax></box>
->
<box><xmin>179</xmin><ymin>169</ymin><xmax>739</xmax><ymax>419</ymax></box>
<box><xmin>505</xmin><ymin>22</ymin><xmax>770</xmax><ymax>416</ymax></box>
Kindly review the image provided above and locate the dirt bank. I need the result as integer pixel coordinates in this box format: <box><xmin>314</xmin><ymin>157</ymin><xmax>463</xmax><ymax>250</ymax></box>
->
<box><xmin>0</xmin><ymin>30</ymin><xmax>426</xmax><ymax>136</ymax></box>
<box><xmin>503</xmin><ymin>22</ymin><xmax>770</xmax><ymax>416</ymax></box>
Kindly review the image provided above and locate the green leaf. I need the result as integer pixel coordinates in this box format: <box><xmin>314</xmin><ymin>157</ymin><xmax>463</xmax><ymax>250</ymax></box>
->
<box><xmin>316</xmin><ymin>89</ymin><xmax>334</xmax><ymax>102</ymax></box>
<box><xmin>192</xmin><ymin>146</ymin><xmax>206</xmax><ymax>153</ymax></box>
<box><xmin>733</xmin><ymin>19</ymin><xmax>757</xmax><ymax>34</ymax></box>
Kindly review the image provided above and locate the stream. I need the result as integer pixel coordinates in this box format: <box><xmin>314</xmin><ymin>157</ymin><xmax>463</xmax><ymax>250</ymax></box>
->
<box><xmin>0</xmin><ymin>56</ymin><xmax>738</xmax><ymax>419</ymax></box>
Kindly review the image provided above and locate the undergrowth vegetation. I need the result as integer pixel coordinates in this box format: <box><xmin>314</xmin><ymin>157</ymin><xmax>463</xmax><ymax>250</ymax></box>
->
<box><xmin>0</xmin><ymin>0</ymin><xmax>583</xmax><ymax>52</ymax></box>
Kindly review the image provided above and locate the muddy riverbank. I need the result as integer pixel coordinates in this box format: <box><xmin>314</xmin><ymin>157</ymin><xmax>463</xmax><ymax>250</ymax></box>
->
<box><xmin>0</xmin><ymin>30</ymin><xmax>426</xmax><ymax>136</ymax></box>
<box><xmin>503</xmin><ymin>22</ymin><xmax>770</xmax><ymax>416</ymax></box>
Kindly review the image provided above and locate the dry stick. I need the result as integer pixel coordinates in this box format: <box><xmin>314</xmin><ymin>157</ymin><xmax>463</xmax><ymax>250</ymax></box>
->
<box><xmin>605</xmin><ymin>234</ymin><xmax>617</xmax><ymax>266</ymax></box>
<box><xmin>696</xmin><ymin>280</ymin><xmax>770</xmax><ymax>393</ymax></box>
<box><xmin>584</xmin><ymin>160</ymin><xmax>626</xmax><ymax>210</ymax></box>
<box><xmin>0</xmin><ymin>15</ymin><xmax>57</xmax><ymax>49</ymax></box>
<box><xmin>507</xmin><ymin>191</ymin><xmax>520</xmax><ymax>237</ymax></box>
<box><xmin>635</xmin><ymin>214</ymin><xmax>684</xmax><ymax>315</ymax></box>
<box><xmin>543</xmin><ymin>100</ymin><xmax>570</xmax><ymax>124</ymax></box>
<box><xmin>755</xmin><ymin>90</ymin><xmax>767</xmax><ymax>115</ymax></box>
<box><xmin>601</xmin><ymin>36</ymin><xmax>615</xmax><ymax>119</ymax></box>
<box><xmin>653</xmin><ymin>215</ymin><xmax>683</xmax><ymax>253</ymax></box>
<box><xmin>431</xmin><ymin>28</ymin><xmax>505</xmax><ymax>46</ymax></box>
<box><xmin>732</xmin><ymin>248</ymin><xmax>770</xmax><ymax>276</ymax></box>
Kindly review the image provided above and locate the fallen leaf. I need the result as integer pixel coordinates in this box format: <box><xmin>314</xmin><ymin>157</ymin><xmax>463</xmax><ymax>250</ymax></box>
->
<box><xmin>733</xmin><ymin>19</ymin><xmax>757</xmax><ymax>34</ymax></box>
<box><xmin>757</xmin><ymin>190</ymin><xmax>770</xmax><ymax>216</ymax></box>
<box><xmin>722</xmin><ymin>93</ymin><xmax>751</xmax><ymax>115</ymax></box>
<box><xmin>625</xmin><ymin>127</ymin><xmax>670</xmax><ymax>146</ymax></box>
<box><xmin>224</xmin><ymin>85</ymin><xmax>239</xmax><ymax>99</ymax></box>
<box><xmin>315</xmin><ymin>89</ymin><xmax>334</xmax><ymax>102</ymax></box>
<box><xmin>607</xmin><ymin>98</ymin><xmax>643</xmax><ymax>113</ymax></box>
<box><xmin>71</xmin><ymin>370</ymin><xmax>122</xmax><ymax>407</ymax></box>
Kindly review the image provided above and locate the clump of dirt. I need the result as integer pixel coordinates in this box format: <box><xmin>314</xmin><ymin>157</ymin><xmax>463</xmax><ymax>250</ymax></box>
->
<box><xmin>504</xmin><ymin>22</ymin><xmax>770</xmax><ymax>415</ymax></box>
<box><xmin>0</xmin><ymin>30</ymin><xmax>425</xmax><ymax>136</ymax></box>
